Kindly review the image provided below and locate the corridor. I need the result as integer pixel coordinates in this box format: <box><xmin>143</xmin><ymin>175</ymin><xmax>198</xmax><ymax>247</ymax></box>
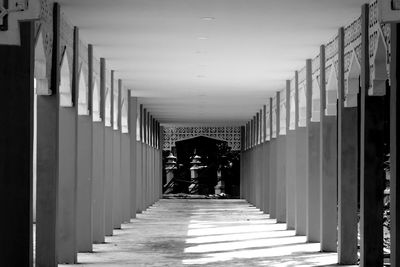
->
<box><xmin>60</xmin><ymin>199</ymin><xmax>353</xmax><ymax>267</ymax></box>
<box><xmin>1</xmin><ymin>0</ymin><xmax>400</xmax><ymax>266</ymax></box>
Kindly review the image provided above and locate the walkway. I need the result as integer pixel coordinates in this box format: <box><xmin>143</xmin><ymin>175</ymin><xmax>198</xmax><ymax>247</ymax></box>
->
<box><xmin>61</xmin><ymin>199</ymin><xmax>355</xmax><ymax>267</ymax></box>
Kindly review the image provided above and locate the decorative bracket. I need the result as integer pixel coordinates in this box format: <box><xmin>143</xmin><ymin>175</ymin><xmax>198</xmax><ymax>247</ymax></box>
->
<box><xmin>369</xmin><ymin>28</ymin><xmax>389</xmax><ymax>96</ymax></box>
<box><xmin>325</xmin><ymin>64</ymin><xmax>339</xmax><ymax>116</ymax></box>
<box><xmin>0</xmin><ymin>0</ymin><xmax>40</xmax><ymax>45</ymax></box>
<box><xmin>311</xmin><ymin>77</ymin><xmax>321</xmax><ymax>122</ymax></box>
<box><xmin>272</xmin><ymin>96</ymin><xmax>277</xmax><ymax>138</ymax></box>
<box><xmin>378</xmin><ymin>0</ymin><xmax>400</xmax><ymax>23</ymax></box>
<box><xmin>279</xmin><ymin>89</ymin><xmax>287</xmax><ymax>135</ymax></box>
<box><xmin>344</xmin><ymin>50</ymin><xmax>361</xmax><ymax>107</ymax></box>
<box><xmin>298</xmin><ymin>82</ymin><xmax>307</xmax><ymax>127</ymax></box>
<box><xmin>289</xmin><ymin>79</ymin><xmax>296</xmax><ymax>130</ymax></box>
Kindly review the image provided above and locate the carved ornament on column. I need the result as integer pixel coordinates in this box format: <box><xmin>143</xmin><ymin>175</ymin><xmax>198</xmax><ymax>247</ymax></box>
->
<box><xmin>280</xmin><ymin>88</ymin><xmax>287</xmax><ymax>135</ymax></box>
<box><xmin>298</xmin><ymin>66</ymin><xmax>307</xmax><ymax>126</ymax></box>
<box><xmin>325</xmin><ymin>35</ymin><xmax>339</xmax><ymax>116</ymax></box>
<box><xmin>311</xmin><ymin>55</ymin><xmax>321</xmax><ymax>121</ymax></box>
<box><xmin>289</xmin><ymin>78</ymin><xmax>296</xmax><ymax>130</ymax></box>
<box><xmin>369</xmin><ymin>0</ymin><xmax>391</xmax><ymax>96</ymax></box>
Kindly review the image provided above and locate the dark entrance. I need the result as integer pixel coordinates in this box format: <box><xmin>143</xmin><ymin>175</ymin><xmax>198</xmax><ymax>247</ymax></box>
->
<box><xmin>164</xmin><ymin>136</ymin><xmax>240</xmax><ymax>197</ymax></box>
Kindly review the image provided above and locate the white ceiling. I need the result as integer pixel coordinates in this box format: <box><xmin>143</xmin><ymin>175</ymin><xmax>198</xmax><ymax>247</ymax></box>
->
<box><xmin>58</xmin><ymin>0</ymin><xmax>369</xmax><ymax>126</ymax></box>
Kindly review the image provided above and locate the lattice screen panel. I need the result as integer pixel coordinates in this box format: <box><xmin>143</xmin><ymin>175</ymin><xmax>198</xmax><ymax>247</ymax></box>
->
<box><xmin>163</xmin><ymin>127</ymin><xmax>241</xmax><ymax>151</ymax></box>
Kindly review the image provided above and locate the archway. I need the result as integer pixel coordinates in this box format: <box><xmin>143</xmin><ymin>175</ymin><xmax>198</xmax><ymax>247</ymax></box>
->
<box><xmin>345</xmin><ymin>50</ymin><xmax>361</xmax><ymax>108</ymax></box>
<box><xmin>59</xmin><ymin>53</ymin><xmax>72</xmax><ymax>107</ymax></box>
<box><xmin>165</xmin><ymin>136</ymin><xmax>240</xmax><ymax>197</ymax></box>
<box><xmin>113</xmin><ymin>79</ymin><xmax>119</xmax><ymax>130</ymax></box>
<box><xmin>92</xmin><ymin>79</ymin><xmax>101</xmax><ymax>121</ymax></box>
<box><xmin>78</xmin><ymin>64</ymin><xmax>89</xmax><ymax>115</ymax></box>
<box><xmin>326</xmin><ymin>64</ymin><xmax>339</xmax><ymax>116</ymax></box>
<box><xmin>105</xmin><ymin>81</ymin><xmax>112</xmax><ymax>127</ymax></box>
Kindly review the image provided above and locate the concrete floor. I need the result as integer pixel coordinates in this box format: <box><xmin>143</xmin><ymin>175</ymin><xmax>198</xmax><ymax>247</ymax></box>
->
<box><xmin>60</xmin><ymin>199</ymin><xmax>356</xmax><ymax>266</ymax></box>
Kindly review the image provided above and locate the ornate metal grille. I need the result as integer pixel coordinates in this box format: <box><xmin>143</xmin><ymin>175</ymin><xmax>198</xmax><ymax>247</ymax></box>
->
<box><xmin>163</xmin><ymin>126</ymin><xmax>241</xmax><ymax>151</ymax></box>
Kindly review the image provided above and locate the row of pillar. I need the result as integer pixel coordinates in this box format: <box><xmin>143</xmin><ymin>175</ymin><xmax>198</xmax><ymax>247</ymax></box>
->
<box><xmin>240</xmin><ymin>3</ymin><xmax>399</xmax><ymax>266</ymax></box>
<box><xmin>0</xmin><ymin>2</ymin><xmax>163</xmax><ymax>266</ymax></box>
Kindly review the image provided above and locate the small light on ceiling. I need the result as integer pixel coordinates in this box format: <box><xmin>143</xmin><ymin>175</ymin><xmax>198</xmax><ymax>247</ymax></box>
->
<box><xmin>196</xmin><ymin>75</ymin><xmax>206</xmax><ymax>78</ymax></box>
<box><xmin>201</xmin><ymin>17</ymin><xmax>215</xmax><ymax>21</ymax></box>
<box><xmin>197</xmin><ymin>36</ymin><xmax>208</xmax><ymax>40</ymax></box>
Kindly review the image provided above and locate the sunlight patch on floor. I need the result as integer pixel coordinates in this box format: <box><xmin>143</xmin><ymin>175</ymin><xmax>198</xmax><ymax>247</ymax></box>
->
<box><xmin>187</xmin><ymin>222</ymin><xmax>287</xmax><ymax>237</ymax></box>
<box><xmin>183</xmin><ymin>241</ymin><xmax>339</xmax><ymax>265</ymax></box>
<box><xmin>183</xmin><ymin>208</ymin><xmax>349</xmax><ymax>267</ymax></box>
<box><xmin>186</xmin><ymin>229</ymin><xmax>296</xmax><ymax>244</ymax></box>
<box><xmin>185</xmin><ymin>236</ymin><xmax>307</xmax><ymax>253</ymax></box>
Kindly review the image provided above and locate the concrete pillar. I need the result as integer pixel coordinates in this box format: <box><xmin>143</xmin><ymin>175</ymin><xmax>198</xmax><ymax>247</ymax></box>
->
<box><xmin>147</xmin><ymin>117</ymin><xmax>152</xmax><ymax>203</ymax></box>
<box><xmin>121</xmin><ymin>130</ymin><xmax>131</xmax><ymax>222</ymax></box>
<box><xmin>76</xmin><ymin>43</ymin><xmax>94</xmax><ymax>252</ymax></box>
<box><xmin>262</xmin><ymin>141</ymin><xmax>270</xmax><ymax>214</ymax></box>
<box><xmin>151</xmin><ymin>122</ymin><xmax>155</xmax><ymax>204</ymax></box>
<box><xmin>149</xmin><ymin>120</ymin><xmax>154</xmax><ymax>204</ymax></box>
<box><xmin>320</xmin><ymin>44</ymin><xmax>338</xmax><ymax>252</ymax></box>
<box><xmin>150</xmin><ymin>118</ymin><xmax>155</xmax><ymax>204</ymax></box>
<box><xmin>295</xmin><ymin>70</ymin><xmax>308</xmax><ymax>236</ymax></box>
<box><xmin>360</xmin><ymin>4</ymin><xmax>385</xmax><ymax>265</ymax></box>
<box><xmin>257</xmin><ymin>144</ymin><xmax>263</xmax><ymax>209</ymax></box>
<box><xmin>0</xmin><ymin>21</ymin><xmax>34</xmax><ymax>267</ymax></box>
<box><xmin>129</xmin><ymin>96</ymin><xmax>138</xmax><ymax>218</ymax></box>
<box><xmin>337</xmin><ymin>27</ymin><xmax>358</xmax><ymax>264</ymax></box>
<box><xmin>155</xmin><ymin>125</ymin><xmax>159</xmax><ymax>200</ymax></box>
<box><xmin>160</xmin><ymin>125</ymin><xmax>165</xmax><ymax>199</ymax></box>
<box><xmin>147</xmin><ymin>144</ymin><xmax>151</xmax><ymax>206</ymax></box>
<box><xmin>112</xmin><ymin>80</ymin><xmax>122</xmax><ymax>229</ymax></box>
<box><xmin>157</xmin><ymin>123</ymin><xmax>161</xmax><ymax>201</ymax></box>
<box><xmin>247</xmin><ymin>122</ymin><xmax>251</xmax><ymax>202</ymax></box>
<box><xmin>120</xmin><ymin>86</ymin><xmax>131</xmax><ymax>223</ymax></box>
<box><xmin>92</xmin><ymin>58</ymin><xmax>106</xmax><ymax>244</ymax></box>
<box><xmin>142</xmin><ymin>110</ymin><xmax>146</xmax><ymax>209</ymax></box>
<box><xmin>145</xmin><ymin>112</ymin><xmax>150</xmax><ymax>208</ymax></box>
<box><xmin>57</xmin><ymin>28</ymin><xmax>78</xmax><ymax>264</ymax></box>
<box><xmin>241</xmin><ymin>124</ymin><xmax>247</xmax><ymax>200</ymax></box>
<box><xmin>148</xmin><ymin>116</ymin><xmax>151</xmax><ymax>206</ymax></box>
<box><xmin>104</xmin><ymin>71</ymin><xmax>114</xmax><ymax>236</ymax></box>
<box><xmin>306</xmin><ymin>59</ymin><xmax>320</xmax><ymax>242</ymax></box>
<box><xmin>247</xmin><ymin>120</ymin><xmax>251</xmax><ymax>204</ymax></box>
<box><xmin>142</xmin><ymin>109</ymin><xmax>148</xmax><ymax>209</ymax></box>
<box><xmin>277</xmin><ymin>90</ymin><xmax>287</xmax><ymax>223</ymax></box>
<box><xmin>252</xmin><ymin>117</ymin><xmax>257</xmax><ymax>206</ymax></box>
<box><xmin>155</xmin><ymin>121</ymin><xmax>159</xmax><ymax>203</ymax></box>
<box><xmin>242</xmin><ymin>124</ymin><xmax>246</xmax><ymax>200</ymax></box>
<box><xmin>391</xmin><ymin>21</ymin><xmax>400</xmax><ymax>267</ymax></box>
<box><xmin>152</xmin><ymin>146</ymin><xmax>156</xmax><ymax>203</ymax></box>
<box><xmin>136</xmin><ymin>105</ymin><xmax>144</xmax><ymax>213</ymax></box>
<box><xmin>104</xmin><ymin>128</ymin><xmax>114</xmax><ymax>233</ymax></box>
<box><xmin>249</xmin><ymin>119</ymin><xmax>254</xmax><ymax>205</ymax></box>
<box><xmin>269</xmin><ymin>98</ymin><xmax>277</xmax><ymax>218</ymax></box>
<box><xmin>240</xmin><ymin>127</ymin><xmax>245</xmax><ymax>199</ymax></box>
<box><xmin>35</xmin><ymin>4</ymin><xmax>61</xmax><ymax>264</ymax></box>
<box><xmin>262</xmin><ymin>105</ymin><xmax>270</xmax><ymax>214</ymax></box>
<box><xmin>247</xmin><ymin>122</ymin><xmax>251</xmax><ymax>203</ymax></box>
<box><xmin>259</xmin><ymin>109</ymin><xmax>265</xmax><ymax>212</ymax></box>
<box><xmin>256</xmin><ymin>112</ymin><xmax>262</xmax><ymax>209</ymax></box>
<box><xmin>243</xmin><ymin>151</ymin><xmax>247</xmax><ymax>201</ymax></box>
<box><xmin>76</xmin><ymin>106</ymin><xmax>93</xmax><ymax>248</ymax></box>
<box><xmin>136</xmin><ymin>141</ymin><xmax>143</xmax><ymax>212</ymax></box>
<box><xmin>286</xmin><ymin>79</ymin><xmax>296</xmax><ymax>230</ymax></box>
<box><xmin>153</xmin><ymin>124</ymin><xmax>157</xmax><ymax>201</ymax></box>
